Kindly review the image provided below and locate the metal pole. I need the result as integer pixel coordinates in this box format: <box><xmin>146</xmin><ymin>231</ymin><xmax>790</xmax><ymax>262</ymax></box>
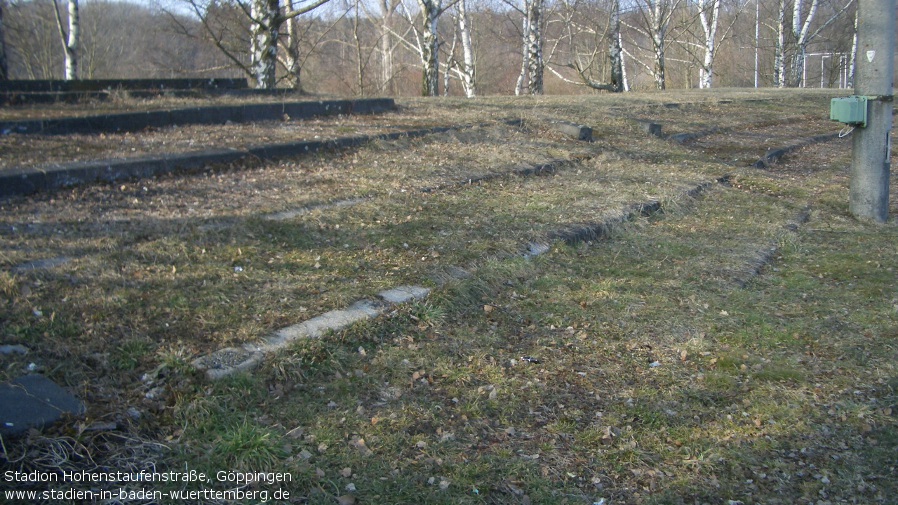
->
<box><xmin>754</xmin><ymin>0</ymin><xmax>759</xmax><ymax>88</ymax></box>
<box><xmin>802</xmin><ymin>54</ymin><xmax>807</xmax><ymax>87</ymax></box>
<box><xmin>850</xmin><ymin>0</ymin><xmax>896</xmax><ymax>222</ymax></box>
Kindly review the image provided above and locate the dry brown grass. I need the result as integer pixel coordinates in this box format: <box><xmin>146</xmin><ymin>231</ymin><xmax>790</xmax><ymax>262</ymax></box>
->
<box><xmin>4</xmin><ymin>90</ymin><xmax>893</xmax><ymax>504</ymax></box>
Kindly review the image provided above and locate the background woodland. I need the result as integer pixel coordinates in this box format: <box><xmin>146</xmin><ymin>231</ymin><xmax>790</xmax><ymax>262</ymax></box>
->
<box><xmin>0</xmin><ymin>0</ymin><xmax>862</xmax><ymax>95</ymax></box>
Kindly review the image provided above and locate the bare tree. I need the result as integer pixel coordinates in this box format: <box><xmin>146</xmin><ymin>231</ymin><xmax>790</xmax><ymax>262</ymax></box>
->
<box><xmin>625</xmin><ymin>0</ymin><xmax>681</xmax><ymax>89</ymax></box>
<box><xmin>774</xmin><ymin>0</ymin><xmax>853</xmax><ymax>87</ymax></box>
<box><xmin>608</xmin><ymin>0</ymin><xmax>624</xmax><ymax>90</ymax></box>
<box><xmin>416</xmin><ymin>0</ymin><xmax>457</xmax><ymax>95</ymax></box>
<box><xmin>696</xmin><ymin>0</ymin><xmax>720</xmax><ymax>87</ymax></box>
<box><xmin>174</xmin><ymin>0</ymin><xmax>332</xmax><ymax>89</ymax></box>
<box><xmin>378</xmin><ymin>0</ymin><xmax>401</xmax><ymax>92</ymax></box>
<box><xmin>396</xmin><ymin>0</ymin><xmax>460</xmax><ymax>96</ymax></box>
<box><xmin>673</xmin><ymin>0</ymin><xmax>744</xmax><ymax>88</ymax></box>
<box><xmin>505</xmin><ymin>0</ymin><xmax>544</xmax><ymax>94</ymax></box>
<box><xmin>549</xmin><ymin>0</ymin><xmax>625</xmax><ymax>92</ymax></box>
<box><xmin>451</xmin><ymin>0</ymin><xmax>476</xmax><ymax>96</ymax></box>
<box><xmin>52</xmin><ymin>0</ymin><xmax>78</xmax><ymax>80</ymax></box>
<box><xmin>0</xmin><ymin>0</ymin><xmax>8</xmax><ymax>79</ymax></box>
<box><xmin>846</xmin><ymin>6</ymin><xmax>856</xmax><ymax>86</ymax></box>
<box><xmin>281</xmin><ymin>0</ymin><xmax>302</xmax><ymax>88</ymax></box>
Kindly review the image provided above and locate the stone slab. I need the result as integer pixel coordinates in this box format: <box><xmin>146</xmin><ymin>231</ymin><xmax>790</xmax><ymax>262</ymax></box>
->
<box><xmin>753</xmin><ymin>133</ymin><xmax>840</xmax><ymax>168</ymax></box>
<box><xmin>11</xmin><ymin>256</ymin><xmax>71</xmax><ymax>273</ymax></box>
<box><xmin>0</xmin><ymin>374</ymin><xmax>85</xmax><ymax>437</ymax></box>
<box><xmin>192</xmin><ymin>347</ymin><xmax>264</xmax><ymax>380</ymax></box>
<box><xmin>0</xmin><ymin>344</ymin><xmax>29</xmax><ymax>355</ymax></box>
<box><xmin>524</xmin><ymin>242</ymin><xmax>551</xmax><ymax>258</ymax></box>
<box><xmin>378</xmin><ymin>286</ymin><xmax>431</xmax><ymax>304</ymax></box>
<box><xmin>637</xmin><ymin>120</ymin><xmax>663</xmax><ymax>137</ymax></box>
<box><xmin>259</xmin><ymin>300</ymin><xmax>386</xmax><ymax>350</ymax></box>
<box><xmin>549</xmin><ymin>121</ymin><xmax>593</xmax><ymax>142</ymax></box>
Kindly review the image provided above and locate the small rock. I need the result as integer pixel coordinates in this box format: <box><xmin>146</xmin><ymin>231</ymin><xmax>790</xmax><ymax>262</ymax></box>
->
<box><xmin>144</xmin><ymin>387</ymin><xmax>164</xmax><ymax>400</ymax></box>
<box><xmin>0</xmin><ymin>344</ymin><xmax>28</xmax><ymax>356</ymax></box>
<box><xmin>336</xmin><ymin>495</ymin><xmax>356</xmax><ymax>505</ymax></box>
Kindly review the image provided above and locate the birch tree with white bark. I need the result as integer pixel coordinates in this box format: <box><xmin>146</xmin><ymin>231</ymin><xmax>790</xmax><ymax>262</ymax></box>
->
<box><xmin>176</xmin><ymin>0</ymin><xmax>333</xmax><ymax>89</ymax></box>
<box><xmin>397</xmin><ymin>0</ymin><xmax>461</xmax><ymax>96</ymax></box>
<box><xmin>377</xmin><ymin>0</ymin><xmax>402</xmax><ymax>93</ymax></box>
<box><xmin>625</xmin><ymin>0</ymin><xmax>681</xmax><ymax>89</ymax></box>
<box><xmin>696</xmin><ymin>0</ymin><xmax>720</xmax><ymax>87</ymax></box>
<box><xmin>451</xmin><ymin>0</ymin><xmax>476</xmax><ymax>96</ymax></box>
<box><xmin>251</xmin><ymin>0</ymin><xmax>333</xmax><ymax>88</ymax></box>
<box><xmin>53</xmin><ymin>0</ymin><xmax>79</xmax><ymax>80</ymax></box>
<box><xmin>548</xmin><ymin>0</ymin><xmax>626</xmax><ymax>92</ymax></box>
<box><xmin>674</xmin><ymin>0</ymin><xmax>744</xmax><ymax>88</ymax></box>
<box><xmin>506</xmin><ymin>0</ymin><xmax>544</xmax><ymax>94</ymax></box>
<box><xmin>0</xmin><ymin>0</ymin><xmax>8</xmax><ymax>79</ymax></box>
<box><xmin>774</xmin><ymin>0</ymin><xmax>853</xmax><ymax>87</ymax></box>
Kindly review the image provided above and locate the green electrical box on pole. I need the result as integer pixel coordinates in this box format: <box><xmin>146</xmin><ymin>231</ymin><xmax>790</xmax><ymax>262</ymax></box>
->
<box><xmin>830</xmin><ymin>96</ymin><xmax>868</xmax><ymax>128</ymax></box>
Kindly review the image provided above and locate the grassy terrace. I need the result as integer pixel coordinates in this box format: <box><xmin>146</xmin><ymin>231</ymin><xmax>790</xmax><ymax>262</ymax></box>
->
<box><xmin>0</xmin><ymin>91</ymin><xmax>896</xmax><ymax>504</ymax></box>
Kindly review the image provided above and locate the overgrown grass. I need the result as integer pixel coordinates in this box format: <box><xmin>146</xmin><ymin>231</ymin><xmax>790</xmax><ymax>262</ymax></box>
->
<box><xmin>3</xmin><ymin>91</ymin><xmax>894</xmax><ymax>504</ymax></box>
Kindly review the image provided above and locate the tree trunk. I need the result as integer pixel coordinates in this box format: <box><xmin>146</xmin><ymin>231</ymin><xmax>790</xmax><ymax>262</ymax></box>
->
<box><xmin>515</xmin><ymin>11</ymin><xmax>529</xmax><ymax>95</ymax></box>
<box><xmin>651</xmin><ymin>10</ymin><xmax>665</xmax><ymax>90</ymax></box>
<box><xmin>848</xmin><ymin>9</ymin><xmax>858</xmax><ymax>87</ymax></box>
<box><xmin>608</xmin><ymin>0</ymin><xmax>624</xmax><ymax>92</ymax></box>
<box><xmin>526</xmin><ymin>0</ymin><xmax>543</xmax><ymax>94</ymax></box>
<box><xmin>456</xmin><ymin>0</ymin><xmax>476</xmax><ymax>97</ymax></box>
<box><xmin>418</xmin><ymin>0</ymin><xmax>440</xmax><ymax>96</ymax></box>
<box><xmin>251</xmin><ymin>0</ymin><xmax>280</xmax><ymax>89</ymax></box>
<box><xmin>774</xmin><ymin>0</ymin><xmax>786</xmax><ymax>87</ymax></box>
<box><xmin>789</xmin><ymin>0</ymin><xmax>820</xmax><ymax>87</ymax></box>
<box><xmin>53</xmin><ymin>0</ymin><xmax>79</xmax><ymax>80</ymax></box>
<box><xmin>698</xmin><ymin>0</ymin><xmax>720</xmax><ymax>89</ymax></box>
<box><xmin>619</xmin><ymin>31</ymin><xmax>630</xmax><ymax>91</ymax></box>
<box><xmin>380</xmin><ymin>0</ymin><xmax>397</xmax><ymax>93</ymax></box>
<box><xmin>0</xmin><ymin>0</ymin><xmax>8</xmax><ymax>80</ymax></box>
<box><xmin>444</xmin><ymin>23</ymin><xmax>457</xmax><ymax>96</ymax></box>
<box><xmin>353</xmin><ymin>0</ymin><xmax>365</xmax><ymax>96</ymax></box>
<box><xmin>283</xmin><ymin>0</ymin><xmax>302</xmax><ymax>90</ymax></box>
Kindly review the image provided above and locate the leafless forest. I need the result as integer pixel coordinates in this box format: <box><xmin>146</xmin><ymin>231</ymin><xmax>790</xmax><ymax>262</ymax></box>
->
<box><xmin>0</xmin><ymin>0</ymin><xmax>859</xmax><ymax>95</ymax></box>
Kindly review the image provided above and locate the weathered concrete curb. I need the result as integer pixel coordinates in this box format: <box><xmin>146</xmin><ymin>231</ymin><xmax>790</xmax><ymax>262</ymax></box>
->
<box><xmin>192</xmin><ymin>175</ymin><xmax>730</xmax><ymax>380</ymax></box>
<box><xmin>752</xmin><ymin>133</ymin><xmax>841</xmax><ymax>168</ymax></box>
<box><xmin>734</xmin><ymin>207</ymin><xmax>811</xmax><ymax>288</ymax></box>
<box><xmin>668</xmin><ymin>127</ymin><xmax>721</xmax><ymax>144</ymax></box>
<box><xmin>420</xmin><ymin>158</ymin><xmax>568</xmax><ymax>194</ymax></box>
<box><xmin>11</xmin><ymin>256</ymin><xmax>72</xmax><ymax>273</ymax></box>
<box><xmin>0</xmin><ymin>123</ymin><xmax>486</xmax><ymax>199</ymax></box>
<box><xmin>0</xmin><ymin>78</ymin><xmax>248</xmax><ymax>93</ymax></box>
<box><xmin>637</xmin><ymin>120</ymin><xmax>663</xmax><ymax>137</ymax></box>
<box><xmin>193</xmin><ymin>286</ymin><xmax>431</xmax><ymax>380</ymax></box>
<box><xmin>549</xmin><ymin>120</ymin><xmax>593</xmax><ymax>141</ymax></box>
<box><xmin>0</xmin><ymin>98</ymin><xmax>396</xmax><ymax>135</ymax></box>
